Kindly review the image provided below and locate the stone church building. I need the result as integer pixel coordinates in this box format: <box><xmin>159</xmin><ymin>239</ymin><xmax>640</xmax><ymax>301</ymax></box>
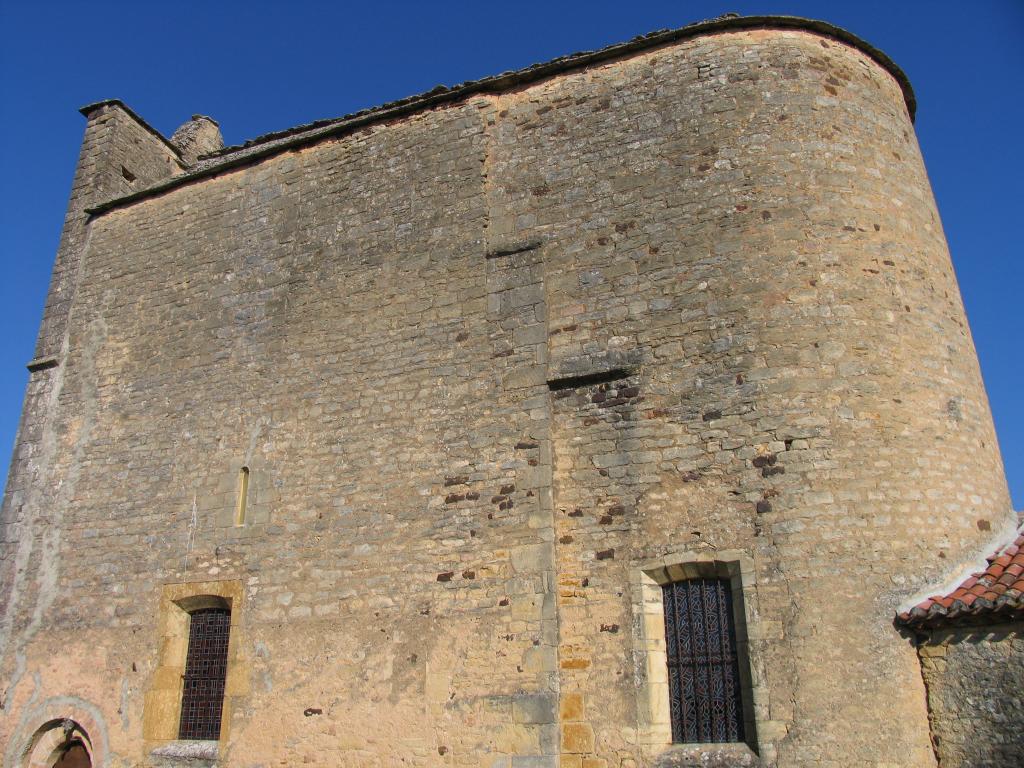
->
<box><xmin>1</xmin><ymin>13</ymin><xmax>1020</xmax><ymax>768</ymax></box>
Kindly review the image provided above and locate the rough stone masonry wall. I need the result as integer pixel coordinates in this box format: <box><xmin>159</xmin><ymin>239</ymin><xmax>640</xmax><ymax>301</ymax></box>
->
<box><xmin>3</xmin><ymin>96</ymin><xmax>562</xmax><ymax>766</ymax></box>
<box><xmin>0</xmin><ymin>102</ymin><xmax>183</xmax><ymax>767</ymax></box>
<box><xmin>486</xmin><ymin>28</ymin><xmax>1012</xmax><ymax>768</ymax></box>
<box><xmin>917</xmin><ymin>625</ymin><xmax>1024</xmax><ymax>767</ymax></box>
<box><xmin>0</xmin><ymin>24</ymin><xmax>1014</xmax><ymax>768</ymax></box>
<box><xmin>33</xmin><ymin>103</ymin><xmax>184</xmax><ymax>363</ymax></box>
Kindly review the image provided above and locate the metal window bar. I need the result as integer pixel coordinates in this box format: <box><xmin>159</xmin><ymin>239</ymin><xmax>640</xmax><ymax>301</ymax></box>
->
<box><xmin>663</xmin><ymin>578</ymin><xmax>745</xmax><ymax>743</ymax></box>
<box><xmin>179</xmin><ymin>607</ymin><xmax>231</xmax><ymax>740</ymax></box>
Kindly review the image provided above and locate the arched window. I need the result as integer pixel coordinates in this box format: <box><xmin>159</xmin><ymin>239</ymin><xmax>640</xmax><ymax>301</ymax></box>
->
<box><xmin>632</xmin><ymin>552</ymin><xmax>763</xmax><ymax>755</ymax></box>
<box><xmin>178</xmin><ymin>606</ymin><xmax>232</xmax><ymax>740</ymax></box>
<box><xmin>145</xmin><ymin>581</ymin><xmax>244</xmax><ymax>747</ymax></box>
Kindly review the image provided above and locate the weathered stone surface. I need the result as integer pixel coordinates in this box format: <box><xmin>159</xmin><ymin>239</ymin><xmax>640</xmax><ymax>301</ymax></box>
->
<box><xmin>170</xmin><ymin>115</ymin><xmax>224</xmax><ymax>165</ymax></box>
<box><xmin>0</xmin><ymin>16</ymin><xmax>1015</xmax><ymax>768</ymax></box>
<box><xmin>918</xmin><ymin>625</ymin><xmax>1024</xmax><ymax>767</ymax></box>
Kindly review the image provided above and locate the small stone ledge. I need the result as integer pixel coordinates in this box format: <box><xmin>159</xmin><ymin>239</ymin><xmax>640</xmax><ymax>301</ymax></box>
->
<box><xmin>149</xmin><ymin>740</ymin><xmax>219</xmax><ymax>765</ymax></box>
<box><xmin>547</xmin><ymin>366</ymin><xmax>637</xmax><ymax>391</ymax></box>
<box><xmin>26</xmin><ymin>355</ymin><xmax>59</xmax><ymax>372</ymax></box>
<box><xmin>486</xmin><ymin>239</ymin><xmax>543</xmax><ymax>260</ymax></box>
<box><xmin>653</xmin><ymin>743</ymin><xmax>762</xmax><ymax>767</ymax></box>
<box><xmin>547</xmin><ymin>349</ymin><xmax>644</xmax><ymax>388</ymax></box>
<box><xmin>498</xmin><ymin>755</ymin><xmax>557</xmax><ymax>768</ymax></box>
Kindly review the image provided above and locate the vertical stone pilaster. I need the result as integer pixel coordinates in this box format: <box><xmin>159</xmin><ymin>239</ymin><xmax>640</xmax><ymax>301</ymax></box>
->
<box><xmin>484</xmin><ymin>95</ymin><xmax>560</xmax><ymax>763</ymax></box>
<box><xmin>0</xmin><ymin>100</ymin><xmax>183</xmax><ymax>711</ymax></box>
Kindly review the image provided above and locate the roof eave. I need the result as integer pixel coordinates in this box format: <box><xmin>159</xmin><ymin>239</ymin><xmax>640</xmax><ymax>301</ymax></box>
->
<box><xmin>83</xmin><ymin>15</ymin><xmax>915</xmax><ymax>218</ymax></box>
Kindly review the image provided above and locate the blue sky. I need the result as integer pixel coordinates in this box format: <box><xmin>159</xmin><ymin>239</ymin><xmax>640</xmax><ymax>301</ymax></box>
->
<box><xmin>0</xmin><ymin>1</ymin><xmax>1021</xmax><ymax>509</ymax></box>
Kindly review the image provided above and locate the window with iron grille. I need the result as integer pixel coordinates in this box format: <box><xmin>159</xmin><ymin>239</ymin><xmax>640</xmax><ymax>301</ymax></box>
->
<box><xmin>662</xmin><ymin>578</ymin><xmax>745</xmax><ymax>743</ymax></box>
<box><xmin>178</xmin><ymin>607</ymin><xmax>231</xmax><ymax>740</ymax></box>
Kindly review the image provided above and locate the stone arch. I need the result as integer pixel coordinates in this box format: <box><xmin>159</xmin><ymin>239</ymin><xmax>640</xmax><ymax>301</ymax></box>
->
<box><xmin>4</xmin><ymin>698</ymin><xmax>108</xmax><ymax>768</ymax></box>
<box><xmin>24</xmin><ymin>719</ymin><xmax>92</xmax><ymax>767</ymax></box>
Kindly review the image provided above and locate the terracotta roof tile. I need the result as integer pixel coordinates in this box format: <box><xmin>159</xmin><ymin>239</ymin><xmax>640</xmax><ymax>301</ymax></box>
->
<box><xmin>897</xmin><ymin>529</ymin><xmax>1024</xmax><ymax>628</ymax></box>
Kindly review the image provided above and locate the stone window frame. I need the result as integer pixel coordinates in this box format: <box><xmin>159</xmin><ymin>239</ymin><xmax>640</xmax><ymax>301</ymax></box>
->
<box><xmin>207</xmin><ymin>460</ymin><xmax>271</xmax><ymax>529</ymax></box>
<box><xmin>143</xmin><ymin>580</ymin><xmax>247</xmax><ymax>754</ymax></box>
<box><xmin>631</xmin><ymin>550</ymin><xmax>767</xmax><ymax>760</ymax></box>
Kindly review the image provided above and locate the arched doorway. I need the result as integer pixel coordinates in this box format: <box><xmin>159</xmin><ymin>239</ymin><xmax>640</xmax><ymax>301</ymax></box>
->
<box><xmin>17</xmin><ymin>718</ymin><xmax>94</xmax><ymax>768</ymax></box>
<box><xmin>50</xmin><ymin>740</ymin><xmax>90</xmax><ymax>768</ymax></box>
<box><xmin>4</xmin><ymin>698</ymin><xmax>108</xmax><ymax>768</ymax></box>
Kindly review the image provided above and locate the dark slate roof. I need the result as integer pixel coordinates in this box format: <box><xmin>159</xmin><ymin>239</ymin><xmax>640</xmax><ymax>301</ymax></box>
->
<box><xmin>84</xmin><ymin>14</ymin><xmax>914</xmax><ymax>217</ymax></box>
<box><xmin>898</xmin><ymin>529</ymin><xmax>1024</xmax><ymax>629</ymax></box>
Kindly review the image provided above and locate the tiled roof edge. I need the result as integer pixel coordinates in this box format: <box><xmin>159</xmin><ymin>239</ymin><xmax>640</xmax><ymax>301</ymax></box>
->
<box><xmin>897</xmin><ymin>522</ymin><xmax>1024</xmax><ymax>629</ymax></box>
<box><xmin>84</xmin><ymin>14</ymin><xmax>915</xmax><ymax>218</ymax></box>
<box><xmin>900</xmin><ymin>602</ymin><xmax>1024</xmax><ymax>630</ymax></box>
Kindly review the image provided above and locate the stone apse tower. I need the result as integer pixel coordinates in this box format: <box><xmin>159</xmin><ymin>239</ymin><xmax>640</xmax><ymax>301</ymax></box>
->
<box><xmin>0</xmin><ymin>15</ymin><xmax>1014</xmax><ymax>768</ymax></box>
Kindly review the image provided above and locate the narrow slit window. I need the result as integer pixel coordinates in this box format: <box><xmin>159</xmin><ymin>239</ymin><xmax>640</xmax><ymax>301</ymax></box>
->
<box><xmin>663</xmin><ymin>578</ymin><xmax>745</xmax><ymax>744</ymax></box>
<box><xmin>234</xmin><ymin>466</ymin><xmax>249</xmax><ymax>526</ymax></box>
<box><xmin>178</xmin><ymin>607</ymin><xmax>231</xmax><ymax>740</ymax></box>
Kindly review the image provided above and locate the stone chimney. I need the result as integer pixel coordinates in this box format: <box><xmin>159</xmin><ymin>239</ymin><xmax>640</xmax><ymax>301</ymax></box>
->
<box><xmin>170</xmin><ymin>115</ymin><xmax>224</xmax><ymax>166</ymax></box>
